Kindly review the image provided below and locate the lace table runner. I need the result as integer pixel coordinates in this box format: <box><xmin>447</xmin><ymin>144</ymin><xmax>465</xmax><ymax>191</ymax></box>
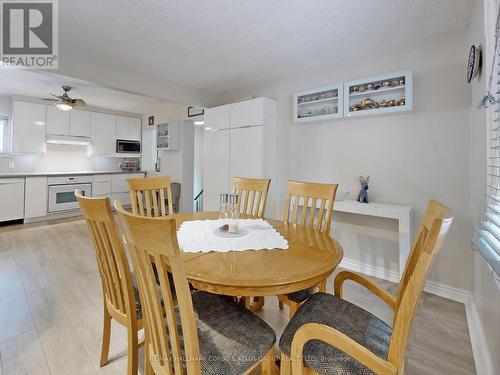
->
<box><xmin>177</xmin><ymin>219</ymin><xmax>289</xmax><ymax>253</ymax></box>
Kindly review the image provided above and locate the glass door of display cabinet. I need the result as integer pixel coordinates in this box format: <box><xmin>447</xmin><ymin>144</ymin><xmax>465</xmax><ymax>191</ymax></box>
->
<box><xmin>157</xmin><ymin>122</ymin><xmax>171</xmax><ymax>150</ymax></box>
<box><xmin>343</xmin><ymin>70</ymin><xmax>413</xmax><ymax>118</ymax></box>
<box><xmin>293</xmin><ymin>83</ymin><xmax>344</xmax><ymax>123</ymax></box>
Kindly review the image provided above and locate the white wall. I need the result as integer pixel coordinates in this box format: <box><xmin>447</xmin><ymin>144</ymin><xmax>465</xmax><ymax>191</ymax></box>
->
<box><xmin>220</xmin><ymin>29</ymin><xmax>473</xmax><ymax>292</ymax></box>
<box><xmin>468</xmin><ymin>0</ymin><xmax>500</xmax><ymax>373</ymax></box>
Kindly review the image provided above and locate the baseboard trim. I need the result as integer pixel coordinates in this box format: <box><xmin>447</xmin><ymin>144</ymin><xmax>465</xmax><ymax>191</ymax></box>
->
<box><xmin>339</xmin><ymin>258</ymin><xmax>470</xmax><ymax>303</ymax></box>
<box><xmin>465</xmin><ymin>297</ymin><xmax>493</xmax><ymax>375</ymax></box>
<box><xmin>339</xmin><ymin>257</ymin><xmax>491</xmax><ymax>375</ymax></box>
<box><xmin>339</xmin><ymin>258</ymin><xmax>401</xmax><ymax>284</ymax></box>
<box><xmin>423</xmin><ymin>280</ymin><xmax>470</xmax><ymax>304</ymax></box>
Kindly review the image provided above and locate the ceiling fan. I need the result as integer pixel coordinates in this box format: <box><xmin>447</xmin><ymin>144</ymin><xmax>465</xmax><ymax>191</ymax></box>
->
<box><xmin>44</xmin><ymin>86</ymin><xmax>87</xmax><ymax>111</ymax></box>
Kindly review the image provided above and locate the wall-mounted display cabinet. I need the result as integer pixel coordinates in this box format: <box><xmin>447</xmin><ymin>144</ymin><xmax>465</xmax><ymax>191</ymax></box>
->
<box><xmin>292</xmin><ymin>71</ymin><xmax>413</xmax><ymax>123</ymax></box>
<box><xmin>343</xmin><ymin>70</ymin><xmax>413</xmax><ymax>118</ymax></box>
<box><xmin>293</xmin><ymin>84</ymin><xmax>343</xmax><ymax>123</ymax></box>
<box><xmin>157</xmin><ymin>122</ymin><xmax>178</xmax><ymax>150</ymax></box>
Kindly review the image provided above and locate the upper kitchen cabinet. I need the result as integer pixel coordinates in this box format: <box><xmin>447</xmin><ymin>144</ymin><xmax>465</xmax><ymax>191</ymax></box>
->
<box><xmin>230</xmin><ymin>98</ymin><xmax>264</xmax><ymax>127</ymax></box>
<box><xmin>70</xmin><ymin>110</ymin><xmax>91</xmax><ymax>137</ymax></box>
<box><xmin>204</xmin><ymin>104</ymin><xmax>230</xmax><ymax>130</ymax></box>
<box><xmin>12</xmin><ymin>100</ymin><xmax>47</xmax><ymax>154</ymax></box>
<box><xmin>90</xmin><ymin>112</ymin><xmax>116</xmax><ymax>155</ymax></box>
<box><xmin>116</xmin><ymin>116</ymin><xmax>141</xmax><ymax>141</ymax></box>
<box><xmin>47</xmin><ymin>106</ymin><xmax>70</xmax><ymax>135</ymax></box>
<box><xmin>204</xmin><ymin>98</ymin><xmax>267</xmax><ymax>130</ymax></box>
<box><xmin>47</xmin><ymin>107</ymin><xmax>91</xmax><ymax>138</ymax></box>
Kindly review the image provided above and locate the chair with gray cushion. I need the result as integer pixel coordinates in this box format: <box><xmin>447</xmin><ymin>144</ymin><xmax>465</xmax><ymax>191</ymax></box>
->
<box><xmin>279</xmin><ymin>200</ymin><xmax>454</xmax><ymax>375</ymax></box>
<box><xmin>115</xmin><ymin>201</ymin><xmax>278</xmax><ymax>375</ymax></box>
<box><xmin>278</xmin><ymin>180</ymin><xmax>338</xmax><ymax>318</ymax></box>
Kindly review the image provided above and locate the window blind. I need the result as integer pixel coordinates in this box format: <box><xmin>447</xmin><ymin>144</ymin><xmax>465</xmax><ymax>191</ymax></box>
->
<box><xmin>472</xmin><ymin>10</ymin><xmax>500</xmax><ymax>276</ymax></box>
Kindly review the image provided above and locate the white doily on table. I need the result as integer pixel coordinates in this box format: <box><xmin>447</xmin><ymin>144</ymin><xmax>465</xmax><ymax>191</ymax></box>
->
<box><xmin>176</xmin><ymin>219</ymin><xmax>289</xmax><ymax>253</ymax></box>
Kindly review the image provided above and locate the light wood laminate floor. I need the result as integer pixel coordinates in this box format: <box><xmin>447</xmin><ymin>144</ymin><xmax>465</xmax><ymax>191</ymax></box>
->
<box><xmin>0</xmin><ymin>219</ymin><xmax>475</xmax><ymax>375</ymax></box>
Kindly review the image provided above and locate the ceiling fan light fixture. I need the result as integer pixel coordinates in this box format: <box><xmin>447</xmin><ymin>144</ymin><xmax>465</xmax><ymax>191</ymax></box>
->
<box><xmin>55</xmin><ymin>102</ymin><xmax>73</xmax><ymax>111</ymax></box>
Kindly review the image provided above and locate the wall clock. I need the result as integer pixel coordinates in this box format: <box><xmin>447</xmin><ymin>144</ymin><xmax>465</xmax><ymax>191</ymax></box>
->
<box><xmin>467</xmin><ymin>45</ymin><xmax>481</xmax><ymax>84</ymax></box>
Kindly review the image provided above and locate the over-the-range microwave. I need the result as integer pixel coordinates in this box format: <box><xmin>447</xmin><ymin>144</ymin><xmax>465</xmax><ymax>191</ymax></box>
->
<box><xmin>116</xmin><ymin>139</ymin><xmax>141</xmax><ymax>154</ymax></box>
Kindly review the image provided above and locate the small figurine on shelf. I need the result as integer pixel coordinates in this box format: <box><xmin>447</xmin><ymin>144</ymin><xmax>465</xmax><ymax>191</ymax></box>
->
<box><xmin>357</xmin><ymin>176</ymin><xmax>370</xmax><ymax>203</ymax></box>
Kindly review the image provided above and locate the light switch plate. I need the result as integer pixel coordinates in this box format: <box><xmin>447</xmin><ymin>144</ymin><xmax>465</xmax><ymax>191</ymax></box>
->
<box><xmin>8</xmin><ymin>161</ymin><xmax>14</xmax><ymax>169</ymax></box>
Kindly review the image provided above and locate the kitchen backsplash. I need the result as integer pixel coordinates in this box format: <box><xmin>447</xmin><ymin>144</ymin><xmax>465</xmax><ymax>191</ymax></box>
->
<box><xmin>0</xmin><ymin>144</ymin><xmax>122</xmax><ymax>173</ymax></box>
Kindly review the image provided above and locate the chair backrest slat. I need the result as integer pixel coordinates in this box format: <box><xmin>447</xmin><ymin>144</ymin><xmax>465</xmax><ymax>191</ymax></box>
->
<box><xmin>388</xmin><ymin>200</ymin><xmax>453</xmax><ymax>370</ymax></box>
<box><xmin>128</xmin><ymin>176</ymin><xmax>174</xmax><ymax>217</ymax></box>
<box><xmin>76</xmin><ymin>190</ymin><xmax>136</xmax><ymax>321</ymax></box>
<box><xmin>232</xmin><ymin>177</ymin><xmax>271</xmax><ymax>218</ymax></box>
<box><xmin>115</xmin><ymin>202</ymin><xmax>202</xmax><ymax>375</ymax></box>
<box><xmin>284</xmin><ymin>181</ymin><xmax>338</xmax><ymax>234</ymax></box>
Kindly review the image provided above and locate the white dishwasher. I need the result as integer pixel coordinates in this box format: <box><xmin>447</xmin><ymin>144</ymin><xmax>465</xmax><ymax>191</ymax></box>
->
<box><xmin>0</xmin><ymin>178</ymin><xmax>25</xmax><ymax>222</ymax></box>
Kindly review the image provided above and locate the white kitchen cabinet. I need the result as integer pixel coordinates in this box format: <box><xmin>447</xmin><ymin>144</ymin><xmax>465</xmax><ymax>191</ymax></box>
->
<box><xmin>230</xmin><ymin>98</ymin><xmax>264</xmax><ymax>128</ymax></box>
<box><xmin>204</xmin><ymin>104</ymin><xmax>230</xmax><ymax>130</ymax></box>
<box><xmin>202</xmin><ymin>129</ymin><xmax>230</xmax><ymax>211</ymax></box>
<box><xmin>111</xmin><ymin>172</ymin><xmax>145</xmax><ymax>206</ymax></box>
<box><xmin>92</xmin><ymin>180</ymin><xmax>112</xmax><ymax>196</ymax></box>
<box><xmin>12</xmin><ymin>100</ymin><xmax>46</xmax><ymax>154</ymax></box>
<box><xmin>229</xmin><ymin>126</ymin><xmax>263</xmax><ymax>179</ymax></box>
<box><xmin>70</xmin><ymin>110</ymin><xmax>91</xmax><ymax>137</ymax></box>
<box><xmin>116</xmin><ymin>116</ymin><xmax>141</xmax><ymax>141</ymax></box>
<box><xmin>47</xmin><ymin>106</ymin><xmax>70</xmax><ymax>135</ymax></box>
<box><xmin>91</xmin><ymin>112</ymin><xmax>116</xmax><ymax>155</ymax></box>
<box><xmin>111</xmin><ymin>192</ymin><xmax>131</xmax><ymax>206</ymax></box>
<box><xmin>25</xmin><ymin>177</ymin><xmax>48</xmax><ymax>219</ymax></box>
<box><xmin>0</xmin><ymin>178</ymin><xmax>25</xmax><ymax>221</ymax></box>
<box><xmin>203</xmin><ymin>97</ymin><xmax>277</xmax><ymax>216</ymax></box>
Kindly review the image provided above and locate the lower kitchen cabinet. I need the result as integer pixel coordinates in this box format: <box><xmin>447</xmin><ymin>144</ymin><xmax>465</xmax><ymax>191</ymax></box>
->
<box><xmin>111</xmin><ymin>192</ymin><xmax>131</xmax><ymax>206</ymax></box>
<box><xmin>25</xmin><ymin>177</ymin><xmax>48</xmax><ymax>219</ymax></box>
<box><xmin>0</xmin><ymin>178</ymin><xmax>25</xmax><ymax>221</ymax></box>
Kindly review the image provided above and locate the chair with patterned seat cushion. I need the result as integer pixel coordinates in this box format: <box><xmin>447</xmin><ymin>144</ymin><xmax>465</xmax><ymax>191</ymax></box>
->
<box><xmin>280</xmin><ymin>292</ymin><xmax>391</xmax><ymax>374</ymax></box>
<box><xmin>278</xmin><ymin>180</ymin><xmax>338</xmax><ymax>318</ymax></box>
<box><xmin>114</xmin><ymin>201</ymin><xmax>278</xmax><ymax>375</ymax></box>
<box><xmin>76</xmin><ymin>191</ymin><xmax>143</xmax><ymax>375</ymax></box>
<box><xmin>279</xmin><ymin>200</ymin><xmax>453</xmax><ymax>375</ymax></box>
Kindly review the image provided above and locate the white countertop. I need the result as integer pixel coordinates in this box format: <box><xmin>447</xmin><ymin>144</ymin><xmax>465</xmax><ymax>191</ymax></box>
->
<box><xmin>0</xmin><ymin>170</ymin><xmax>147</xmax><ymax>178</ymax></box>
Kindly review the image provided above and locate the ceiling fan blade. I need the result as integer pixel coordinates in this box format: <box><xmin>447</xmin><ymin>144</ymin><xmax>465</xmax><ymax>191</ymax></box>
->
<box><xmin>43</xmin><ymin>98</ymin><xmax>58</xmax><ymax>102</ymax></box>
<box><xmin>72</xmin><ymin>99</ymin><xmax>86</xmax><ymax>107</ymax></box>
<box><xmin>50</xmin><ymin>93</ymin><xmax>62</xmax><ymax>99</ymax></box>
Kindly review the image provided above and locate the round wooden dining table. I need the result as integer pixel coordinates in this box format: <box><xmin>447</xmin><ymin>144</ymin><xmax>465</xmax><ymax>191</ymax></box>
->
<box><xmin>172</xmin><ymin>212</ymin><xmax>343</xmax><ymax>300</ymax></box>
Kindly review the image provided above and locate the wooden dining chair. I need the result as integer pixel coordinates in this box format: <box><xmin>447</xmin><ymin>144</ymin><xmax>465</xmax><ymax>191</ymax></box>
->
<box><xmin>128</xmin><ymin>176</ymin><xmax>174</xmax><ymax>217</ymax></box>
<box><xmin>232</xmin><ymin>177</ymin><xmax>271</xmax><ymax>311</ymax></box>
<box><xmin>75</xmin><ymin>190</ymin><xmax>143</xmax><ymax>375</ymax></box>
<box><xmin>279</xmin><ymin>200</ymin><xmax>454</xmax><ymax>375</ymax></box>
<box><xmin>233</xmin><ymin>176</ymin><xmax>271</xmax><ymax>218</ymax></box>
<box><xmin>114</xmin><ymin>201</ymin><xmax>278</xmax><ymax>375</ymax></box>
<box><xmin>278</xmin><ymin>180</ymin><xmax>338</xmax><ymax>318</ymax></box>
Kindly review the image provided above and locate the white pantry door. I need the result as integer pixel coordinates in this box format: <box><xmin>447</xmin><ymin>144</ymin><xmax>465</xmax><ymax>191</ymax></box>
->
<box><xmin>203</xmin><ymin>129</ymin><xmax>230</xmax><ymax>211</ymax></box>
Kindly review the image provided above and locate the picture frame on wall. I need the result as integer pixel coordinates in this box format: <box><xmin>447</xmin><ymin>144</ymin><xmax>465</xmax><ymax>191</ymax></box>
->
<box><xmin>188</xmin><ymin>106</ymin><xmax>204</xmax><ymax>117</ymax></box>
<box><xmin>148</xmin><ymin>116</ymin><xmax>155</xmax><ymax>126</ymax></box>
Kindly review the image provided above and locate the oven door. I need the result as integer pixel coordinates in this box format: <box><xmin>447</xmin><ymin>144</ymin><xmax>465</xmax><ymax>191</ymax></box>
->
<box><xmin>48</xmin><ymin>183</ymin><xmax>92</xmax><ymax>213</ymax></box>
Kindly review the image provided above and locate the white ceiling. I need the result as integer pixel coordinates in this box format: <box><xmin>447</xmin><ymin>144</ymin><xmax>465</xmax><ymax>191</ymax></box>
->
<box><xmin>59</xmin><ymin>0</ymin><xmax>474</xmax><ymax>94</ymax></box>
<box><xmin>0</xmin><ymin>70</ymin><xmax>176</xmax><ymax>115</ymax></box>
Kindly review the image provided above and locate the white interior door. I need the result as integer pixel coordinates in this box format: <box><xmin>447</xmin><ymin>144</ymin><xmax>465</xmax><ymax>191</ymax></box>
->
<box><xmin>203</xmin><ymin>129</ymin><xmax>230</xmax><ymax>211</ymax></box>
<box><xmin>229</xmin><ymin>126</ymin><xmax>263</xmax><ymax>180</ymax></box>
